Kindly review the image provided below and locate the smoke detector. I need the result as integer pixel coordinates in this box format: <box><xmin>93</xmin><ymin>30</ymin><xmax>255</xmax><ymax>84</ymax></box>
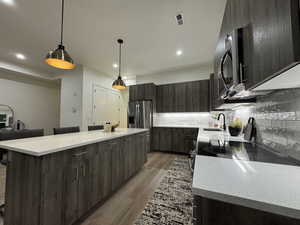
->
<box><xmin>176</xmin><ymin>13</ymin><xmax>184</xmax><ymax>25</ymax></box>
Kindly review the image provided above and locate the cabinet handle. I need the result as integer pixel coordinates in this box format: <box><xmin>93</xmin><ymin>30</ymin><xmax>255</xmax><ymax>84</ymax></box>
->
<box><xmin>82</xmin><ymin>165</ymin><xmax>86</xmax><ymax>177</ymax></box>
<box><xmin>75</xmin><ymin>168</ymin><xmax>79</xmax><ymax>181</ymax></box>
<box><xmin>74</xmin><ymin>151</ymin><xmax>88</xmax><ymax>157</ymax></box>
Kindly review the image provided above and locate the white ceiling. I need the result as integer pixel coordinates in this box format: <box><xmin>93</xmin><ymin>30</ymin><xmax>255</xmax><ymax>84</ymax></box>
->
<box><xmin>0</xmin><ymin>0</ymin><xmax>225</xmax><ymax>79</ymax></box>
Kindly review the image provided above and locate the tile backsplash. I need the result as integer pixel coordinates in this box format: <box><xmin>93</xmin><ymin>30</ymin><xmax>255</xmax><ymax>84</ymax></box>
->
<box><xmin>228</xmin><ymin>88</ymin><xmax>300</xmax><ymax>161</ymax></box>
<box><xmin>153</xmin><ymin>113</ymin><xmax>210</xmax><ymax>127</ymax></box>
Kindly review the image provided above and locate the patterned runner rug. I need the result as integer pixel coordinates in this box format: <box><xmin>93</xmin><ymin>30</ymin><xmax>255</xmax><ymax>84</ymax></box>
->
<box><xmin>134</xmin><ymin>158</ymin><xmax>193</xmax><ymax>225</ymax></box>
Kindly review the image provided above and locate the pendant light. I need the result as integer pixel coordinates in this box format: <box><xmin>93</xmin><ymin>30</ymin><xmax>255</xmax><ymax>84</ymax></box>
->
<box><xmin>45</xmin><ymin>0</ymin><xmax>75</xmax><ymax>70</ymax></box>
<box><xmin>112</xmin><ymin>39</ymin><xmax>126</xmax><ymax>90</ymax></box>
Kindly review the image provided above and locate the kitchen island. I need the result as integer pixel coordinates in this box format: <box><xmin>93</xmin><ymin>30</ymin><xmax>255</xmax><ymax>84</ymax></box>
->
<box><xmin>0</xmin><ymin>128</ymin><xmax>150</xmax><ymax>225</ymax></box>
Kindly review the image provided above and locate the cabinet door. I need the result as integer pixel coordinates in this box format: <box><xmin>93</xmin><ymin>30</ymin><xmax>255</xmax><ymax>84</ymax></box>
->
<box><xmin>123</xmin><ymin>137</ymin><xmax>131</xmax><ymax>181</ymax></box>
<box><xmin>184</xmin><ymin>128</ymin><xmax>198</xmax><ymax>154</ymax></box>
<box><xmin>78</xmin><ymin>149</ymin><xmax>93</xmax><ymax>216</ymax></box>
<box><xmin>172</xmin><ymin>129</ymin><xmax>185</xmax><ymax>153</ymax></box>
<box><xmin>156</xmin><ymin>84</ymin><xmax>175</xmax><ymax>112</ymax></box>
<box><xmin>63</xmin><ymin>149</ymin><xmax>81</xmax><ymax>225</ymax></box>
<box><xmin>193</xmin><ymin>196</ymin><xmax>203</xmax><ymax>225</ymax></box>
<box><xmin>246</xmin><ymin>0</ymin><xmax>300</xmax><ymax>89</ymax></box>
<box><xmin>129</xmin><ymin>85</ymin><xmax>138</xmax><ymax>101</ymax></box>
<box><xmin>162</xmin><ymin>85</ymin><xmax>171</xmax><ymax>112</ymax></box>
<box><xmin>145</xmin><ymin>133</ymin><xmax>150</xmax><ymax>155</ymax></box>
<box><xmin>139</xmin><ymin>133</ymin><xmax>147</xmax><ymax>165</ymax></box>
<box><xmin>159</xmin><ymin>128</ymin><xmax>172</xmax><ymax>152</ymax></box>
<box><xmin>152</xmin><ymin>128</ymin><xmax>160</xmax><ymax>151</ymax></box>
<box><xmin>186</xmin><ymin>81</ymin><xmax>202</xmax><ymax>112</ymax></box>
<box><xmin>144</xmin><ymin>83</ymin><xmax>156</xmax><ymax>112</ymax></box>
<box><xmin>199</xmin><ymin>80</ymin><xmax>210</xmax><ymax>112</ymax></box>
<box><xmin>40</xmin><ymin>152</ymin><xmax>66</xmax><ymax>225</ymax></box>
<box><xmin>135</xmin><ymin>134</ymin><xmax>143</xmax><ymax>170</ymax></box>
<box><xmin>137</xmin><ymin>84</ymin><xmax>145</xmax><ymax>100</ymax></box>
<box><xmin>128</xmin><ymin>136</ymin><xmax>137</xmax><ymax>177</ymax></box>
<box><xmin>99</xmin><ymin>141</ymin><xmax>112</xmax><ymax>199</ymax></box>
<box><xmin>174</xmin><ymin>83</ymin><xmax>186</xmax><ymax>112</ymax></box>
<box><xmin>144</xmin><ymin>83</ymin><xmax>155</xmax><ymax>100</ymax></box>
<box><xmin>88</xmin><ymin>144</ymin><xmax>103</xmax><ymax>206</ymax></box>
<box><xmin>111</xmin><ymin>140</ymin><xmax>125</xmax><ymax>191</ymax></box>
<box><xmin>156</xmin><ymin>86</ymin><xmax>163</xmax><ymax>112</ymax></box>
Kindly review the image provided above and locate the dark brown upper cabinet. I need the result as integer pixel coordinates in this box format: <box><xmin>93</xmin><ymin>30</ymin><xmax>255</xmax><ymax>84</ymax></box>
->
<box><xmin>246</xmin><ymin>0</ymin><xmax>300</xmax><ymax>89</ymax></box>
<box><xmin>129</xmin><ymin>83</ymin><xmax>156</xmax><ymax>101</ymax></box>
<box><xmin>213</xmin><ymin>0</ymin><xmax>300</xmax><ymax>106</ymax></box>
<box><xmin>129</xmin><ymin>83</ymin><xmax>156</xmax><ymax>112</ymax></box>
<box><xmin>156</xmin><ymin>80</ymin><xmax>210</xmax><ymax>113</ymax></box>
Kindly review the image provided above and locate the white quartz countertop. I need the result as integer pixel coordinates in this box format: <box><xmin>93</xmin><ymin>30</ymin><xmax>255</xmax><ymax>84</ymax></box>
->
<box><xmin>0</xmin><ymin>128</ymin><xmax>149</xmax><ymax>156</ymax></box>
<box><xmin>197</xmin><ymin>128</ymin><xmax>247</xmax><ymax>143</ymax></box>
<box><xmin>192</xmin><ymin>155</ymin><xmax>300</xmax><ymax>219</ymax></box>
<box><xmin>153</xmin><ymin>125</ymin><xmax>200</xmax><ymax>128</ymax></box>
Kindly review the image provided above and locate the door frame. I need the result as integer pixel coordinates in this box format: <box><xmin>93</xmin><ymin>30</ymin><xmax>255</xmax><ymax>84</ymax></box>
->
<box><xmin>92</xmin><ymin>84</ymin><xmax>121</xmax><ymax>125</ymax></box>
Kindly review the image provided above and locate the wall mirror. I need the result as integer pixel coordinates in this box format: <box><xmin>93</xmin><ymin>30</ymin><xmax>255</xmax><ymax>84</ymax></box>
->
<box><xmin>0</xmin><ymin>104</ymin><xmax>14</xmax><ymax>129</ymax></box>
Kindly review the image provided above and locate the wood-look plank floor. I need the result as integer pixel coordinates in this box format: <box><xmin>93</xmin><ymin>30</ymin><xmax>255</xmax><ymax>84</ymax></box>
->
<box><xmin>81</xmin><ymin>152</ymin><xmax>178</xmax><ymax>225</ymax></box>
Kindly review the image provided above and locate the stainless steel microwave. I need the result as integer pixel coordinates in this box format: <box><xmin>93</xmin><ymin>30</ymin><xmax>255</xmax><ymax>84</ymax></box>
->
<box><xmin>219</xmin><ymin>27</ymin><xmax>246</xmax><ymax>99</ymax></box>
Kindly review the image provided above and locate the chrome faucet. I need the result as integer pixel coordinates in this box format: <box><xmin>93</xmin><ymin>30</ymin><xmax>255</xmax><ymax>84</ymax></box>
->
<box><xmin>217</xmin><ymin>113</ymin><xmax>226</xmax><ymax>131</ymax></box>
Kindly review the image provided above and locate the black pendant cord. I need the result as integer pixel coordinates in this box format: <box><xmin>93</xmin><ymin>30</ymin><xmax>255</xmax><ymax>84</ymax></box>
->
<box><xmin>60</xmin><ymin>0</ymin><xmax>64</xmax><ymax>46</ymax></box>
<box><xmin>118</xmin><ymin>41</ymin><xmax>122</xmax><ymax>78</ymax></box>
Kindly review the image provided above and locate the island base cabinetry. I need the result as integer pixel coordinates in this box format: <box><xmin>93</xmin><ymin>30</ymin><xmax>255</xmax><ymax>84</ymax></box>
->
<box><xmin>193</xmin><ymin>196</ymin><xmax>300</xmax><ymax>225</ymax></box>
<box><xmin>4</xmin><ymin>132</ymin><xmax>149</xmax><ymax>225</ymax></box>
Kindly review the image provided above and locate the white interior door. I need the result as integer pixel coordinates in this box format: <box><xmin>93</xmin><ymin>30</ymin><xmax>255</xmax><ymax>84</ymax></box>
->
<box><xmin>108</xmin><ymin>91</ymin><xmax>121</xmax><ymax>124</ymax></box>
<box><xmin>92</xmin><ymin>85</ymin><xmax>120</xmax><ymax>125</ymax></box>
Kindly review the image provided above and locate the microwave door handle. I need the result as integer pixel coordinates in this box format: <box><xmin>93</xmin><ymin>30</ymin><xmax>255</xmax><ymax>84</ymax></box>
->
<box><xmin>220</xmin><ymin>50</ymin><xmax>232</xmax><ymax>90</ymax></box>
<box><xmin>239</xmin><ymin>63</ymin><xmax>247</xmax><ymax>83</ymax></box>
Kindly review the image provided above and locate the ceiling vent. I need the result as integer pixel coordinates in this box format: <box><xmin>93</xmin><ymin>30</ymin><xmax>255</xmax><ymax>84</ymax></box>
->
<box><xmin>176</xmin><ymin>13</ymin><xmax>184</xmax><ymax>25</ymax></box>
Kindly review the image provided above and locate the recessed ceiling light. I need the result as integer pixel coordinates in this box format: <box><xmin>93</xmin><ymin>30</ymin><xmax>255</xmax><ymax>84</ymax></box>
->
<box><xmin>113</xmin><ymin>63</ymin><xmax>119</xmax><ymax>68</ymax></box>
<box><xmin>176</xmin><ymin>50</ymin><xmax>183</xmax><ymax>56</ymax></box>
<box><xmin>16</xmin><ymin>53</ymin><xmax>26</xmax><ymax>60</ymax></box>
<box><xmin>1</xmin><ymin>0</ymin><xmax>15</xmax><ymax>6</ymax></box>
<box><xmin>123</xmin><ymin>76</ymin><xmax>127</xmax><ymax>79</ymax></box>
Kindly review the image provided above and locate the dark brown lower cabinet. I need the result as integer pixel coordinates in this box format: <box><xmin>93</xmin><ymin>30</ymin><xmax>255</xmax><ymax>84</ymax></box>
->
<box><xmin>4</xmin><ymin>131</ymin><xmax>149</xmax><ymax>225</ymax></box>
<box><xmin>152</xmin><ymin>127</ymin><xmax>198</xmax><ymax>154</ymax></box>
<box><xmin>112</xmin><ymin>140</ymin><xmax>125</xmax><ymax>191</ymax></box>
<box><xmin>193</xmin><ymin>196</ymin><xmax>300</xmax><ymax>225</ymax></box>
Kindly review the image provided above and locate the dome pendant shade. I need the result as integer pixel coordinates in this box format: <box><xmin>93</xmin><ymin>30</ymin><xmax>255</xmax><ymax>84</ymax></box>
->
<box><xmin>112</xmin><ymin>76</ymin><xmax>126</xmax><ymax>90</ymax></box>
<box><xmin>45</xmin><ymin>0</ymin><xmax>75</xmax><ymax>70</ymax></box>
<box><xmin>112</xmin><ymin>39</ymin><xmax>126</xmax><ymax>90</ymax></box>
<box><xmin>45</xmin><ymin>45</ymin><xmax>75</xmax><ymax>70</ymax></box>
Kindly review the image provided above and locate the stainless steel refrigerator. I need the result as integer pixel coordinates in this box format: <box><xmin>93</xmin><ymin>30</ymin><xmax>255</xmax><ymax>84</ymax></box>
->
<box><xmin>128</xmin><ymin>101</ymin><xmax>153</xmax><ymax>129</ymax></box>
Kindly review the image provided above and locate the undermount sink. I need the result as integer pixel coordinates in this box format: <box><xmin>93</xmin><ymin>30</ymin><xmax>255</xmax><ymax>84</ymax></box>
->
<box><xmin>203</xmin><ymin>128</ymin><xmax>224</xmax><ymax>132</ymax></box>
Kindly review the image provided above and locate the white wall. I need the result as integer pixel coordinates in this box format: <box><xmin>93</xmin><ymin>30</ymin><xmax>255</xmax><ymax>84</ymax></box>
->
<box><xmin>82</xmin><ymin>67</ymin><xmax>128</xmax><ymax>130</ymax></box>
<box><xmin>119</xmin><ymin>89</ymin><xmax>129</xmax><ymax>128</ymax></box>
<box><xmin>134</xmin><ymin>64</ymin><xmax>212</xmax><ymax>85</ymax></box>
<box><xmin>0</xmin><ymin>71</ymin><xmax>60</xmax><ymax>135</ymax></box>
<box><xmin>59</xmin><ymin>66</ymin><xmax>128</xmax><ymax>131</ymax></box>
<box><xmin>59</xmin><ymin>65</ymin><xmax>83</xmax><ymax>128</ymax></box>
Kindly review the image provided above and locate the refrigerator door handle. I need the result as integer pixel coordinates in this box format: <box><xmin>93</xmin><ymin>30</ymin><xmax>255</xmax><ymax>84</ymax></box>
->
<box><xmin>136</xmin><ymin>103</ymin><xmax>139</xmax><ymax>128</ymax></box>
